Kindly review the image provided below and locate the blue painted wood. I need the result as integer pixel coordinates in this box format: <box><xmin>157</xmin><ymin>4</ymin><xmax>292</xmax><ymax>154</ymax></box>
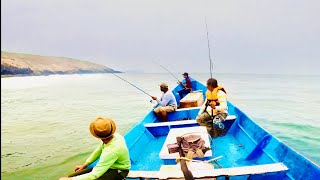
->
<box><xmin>89</xmin><ymin>79</ymin><xmax>320</xmax><ymax>179</ymax></box>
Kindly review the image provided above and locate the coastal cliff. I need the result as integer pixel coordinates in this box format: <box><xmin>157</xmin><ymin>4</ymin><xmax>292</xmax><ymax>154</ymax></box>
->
<box><xmin>1</xmin><ymin>51</ymin><xmax>121</xmax><ymax>76</ymax></box>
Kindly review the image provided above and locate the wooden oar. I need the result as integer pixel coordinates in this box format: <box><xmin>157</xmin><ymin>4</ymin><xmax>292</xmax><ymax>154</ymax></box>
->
<box><xmin>176</xmin><ymin>136</ymin><xmax>194</xmax><ymax>180</ymax></box>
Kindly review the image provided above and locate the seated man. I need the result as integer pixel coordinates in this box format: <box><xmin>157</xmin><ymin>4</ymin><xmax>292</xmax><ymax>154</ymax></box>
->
<box><xmin>151</xmin><ymin>83</ymin><xmax>177</xmax><ymax>122</ymax></box>
<box><xmin>178</xmin><ymin>72</ymin><xmax>192</xmax><ymax>99</ymax></box>
<box><xmin>59</xmin><ymin>117</ymin><xmax>131</xmax><ymax>180</ymax></box>
<box><xmin>196</xmin><ymin>78</ymin><xmax>228</xmax><ymax>138</ymax></box>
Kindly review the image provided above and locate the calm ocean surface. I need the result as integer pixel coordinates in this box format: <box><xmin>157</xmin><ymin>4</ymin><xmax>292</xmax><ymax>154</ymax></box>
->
<box><xmin>1</xmin><ymin>73</ymin><xmax>320</xmax><ymax>179</ymax></box>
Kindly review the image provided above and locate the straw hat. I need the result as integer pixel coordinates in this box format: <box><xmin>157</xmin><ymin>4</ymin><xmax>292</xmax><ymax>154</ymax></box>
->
<box><xmin>160</xmin><ymin>82</ymin><xmax>168</xmax><ymax>88</ymax></box>
<box><xmin>89</xmin><ymin>117</ymin><xmax>116</xmax><ymax>139</ymax></box>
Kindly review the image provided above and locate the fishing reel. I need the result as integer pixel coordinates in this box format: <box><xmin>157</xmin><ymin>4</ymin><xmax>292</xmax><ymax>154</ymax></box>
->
<box><xmin>150</xmin><ymin>100</ymin><xmax>158</xmax><ymax>108</ymax></box>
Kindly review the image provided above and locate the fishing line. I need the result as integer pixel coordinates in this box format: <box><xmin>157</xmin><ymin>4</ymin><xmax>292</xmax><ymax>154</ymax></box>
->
<box><xmin>112</xmin><ymin>73</ymin><xmax>152</xmax><ymax>97</ymax></box>
<box><xmin>205</xmin><ymin>17</ymin><xmax>214</xmax><ymax>79</ymax></box>
<box><xmin>153</xmin><ymin>61</ymin><xmax>180</xmax><ymax>83</ymax></box>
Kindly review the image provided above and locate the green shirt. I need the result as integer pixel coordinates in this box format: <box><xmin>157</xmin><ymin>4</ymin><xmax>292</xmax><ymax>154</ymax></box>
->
<box><xmin>73</xmin><ymin>133</ymin><xmax>131</xmax><ymax>180</ymax></box>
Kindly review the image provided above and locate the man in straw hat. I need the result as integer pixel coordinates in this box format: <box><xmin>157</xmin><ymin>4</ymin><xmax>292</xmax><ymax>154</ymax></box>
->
<box><xmin>151</xmin><ymin>82</ymin><xmax>177</xmax><ymax>122</ymax></box>
<box><xmin>59</xmin><ymin>117</ymin><xmax>130</xmax><ymax>180</ymax></box>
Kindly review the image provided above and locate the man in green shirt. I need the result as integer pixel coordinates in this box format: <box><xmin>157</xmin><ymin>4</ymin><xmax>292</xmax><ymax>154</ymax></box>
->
<box><xmin>59</xmin><ymin>117</ymin><xmax>131</xmax><ymax>180</ymax></box>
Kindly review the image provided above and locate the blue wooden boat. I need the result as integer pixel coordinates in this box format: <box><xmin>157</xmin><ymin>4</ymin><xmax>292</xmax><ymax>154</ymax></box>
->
<box><xmin>89</xmin><ymin>79</ymin><xmax>320</xmax><ymax>179</ymax></box>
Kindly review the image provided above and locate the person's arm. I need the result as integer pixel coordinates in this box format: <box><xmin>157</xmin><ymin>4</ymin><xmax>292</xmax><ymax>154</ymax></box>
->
<box><xmin>215</xmin><ymin>91</ymin><xmax>228</xmax><ymax>112</ymax></box>
<box><xmin>180</xmin><ymin>79</ymin><xmax>187</xmax><ymax>88</ymax></box>
<box><xmin>84</xmin><ymin>143</ymin><xmax>103</xmax><ymax>167</ymax></box>
<box><xmin>186</xmin><ymin>78</ymin><xmax>191</xmax><ymax>90</ymax></box>
<box><xmin>198</xmin><ymin>99</ymin><xmax>207</xmax><ymax>115</ymax></box>
<box><xmin>182</xmin><ymin>83</ymin><xmax>187</xmax><ymax>88</ymax></box>
<box><xmin>60</xmin><ymin>144</ymin><xmax>103</xmax><ymax>180</ymax></box>
<box><xmin>72</xmin><ymin>150</ymin><xmax>118</xmax><ymax>180</ymax></box>
<box><xmin>156</xmin><ymin>94</ymin><xmax>170</xmax><ymax>107</ymax></box>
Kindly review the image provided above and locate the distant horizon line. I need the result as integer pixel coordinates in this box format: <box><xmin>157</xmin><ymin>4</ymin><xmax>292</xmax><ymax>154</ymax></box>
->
<box><xmin>2</xmin><ymin>72</ymin><xmax>319</xmax><ymax>79</ymax></box>
<box><xmin>123</xmin><ymin>71</ymin><xmax>320</xmax><ymax>76</ymax></box>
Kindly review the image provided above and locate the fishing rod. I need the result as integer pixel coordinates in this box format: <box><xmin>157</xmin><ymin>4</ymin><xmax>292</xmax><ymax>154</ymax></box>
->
<box><xmin>111</xmin><ymin>73</ymin><xmax>152</xmax><ymax>97</ymax></box>
<box><xmin>205</xmin><ymin>17</ymin><xmax>214</xmax><ymax>79</ymax></box>
<box><xmin>153</xmin><ymin>61</ymin><xmax>180</xmax><ymax>83</ymax></box>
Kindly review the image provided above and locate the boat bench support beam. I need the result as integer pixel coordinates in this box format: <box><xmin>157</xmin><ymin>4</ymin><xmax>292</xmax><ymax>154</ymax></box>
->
<box><xmin>144</xmin><ymin>115</ymin><xmax>236</xmax><ymax>136</ymax></box>
<box><xmin>144</xmin><ymin>115</ymin><xmax>236</xmax><ymax>128</ymax></box>
<box><xmin>127</xmin><ymin>163</ymin><xmax>288</xmax><ymax>179</ymax></box>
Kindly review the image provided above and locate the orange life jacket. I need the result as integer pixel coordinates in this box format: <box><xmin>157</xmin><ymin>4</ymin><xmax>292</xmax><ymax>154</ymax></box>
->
<box><xmin>204</xmin><ymin>86</ymin><xmax>227</xmax><ymax>113</ymax></box>
<box><xmin>206</xmin><ymin>86</ymin><xmax>226</xmax><ymax>103</ymax></box>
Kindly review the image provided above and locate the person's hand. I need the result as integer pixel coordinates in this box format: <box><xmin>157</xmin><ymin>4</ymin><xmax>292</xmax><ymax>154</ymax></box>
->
<box><xmin>210</xmin><ymin>101</ymin><xmax>216</xmax><ymax>109</ymax></box>
<box><xmin>59</xmin><ymin>177</ymin><xmax>72</xmax><ymax>180</ymax></box>
<box><xmin>74</xmin><ymin>164</ymin><xmax>87</xmax><ymax>172</ymax></box>
<box><xmin>151</xmin><ymin>96</ymin><xmax>157</xmax><ymax>100</ymax></box>
<box><xmin>177</xmin><ymin>81</ymin><xmax>182</xmax><ymax>84</ymax></box>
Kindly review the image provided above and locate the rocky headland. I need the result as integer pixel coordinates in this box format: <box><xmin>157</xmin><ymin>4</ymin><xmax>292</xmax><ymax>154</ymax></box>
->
<box><xmin>1</xmin><ymin>51</ymin><xmax>121</xmax><ymax>77</ymax></box>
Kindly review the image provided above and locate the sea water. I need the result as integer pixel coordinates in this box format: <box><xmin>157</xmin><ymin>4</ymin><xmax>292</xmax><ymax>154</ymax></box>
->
<box><xmin>1</xmin><ymin>73</ymin><xmax>320</xmax><ymax>179</ymax></box>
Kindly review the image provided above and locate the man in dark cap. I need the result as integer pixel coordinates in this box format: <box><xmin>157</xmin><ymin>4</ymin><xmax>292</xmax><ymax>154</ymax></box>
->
<box><xmin>178</xmin><ymin>72</ymin><xmax>192</xmax><ymax>99</ymax></box>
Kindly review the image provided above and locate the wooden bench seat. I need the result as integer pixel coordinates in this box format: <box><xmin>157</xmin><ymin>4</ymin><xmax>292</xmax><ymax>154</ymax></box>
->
<box><xmin>126</xmin><ymin>163</ymin><xmax>288</xmax><ymax>179</ymax></box>
<box><xmin>179</xmin><ymin>92</ymin><xmax>204</xmax><ymax>108</ymax></box>
<box><xmin>144</xmin><ymin>115</ymin><xmax>236</xmax><ymax>128</ymax></box>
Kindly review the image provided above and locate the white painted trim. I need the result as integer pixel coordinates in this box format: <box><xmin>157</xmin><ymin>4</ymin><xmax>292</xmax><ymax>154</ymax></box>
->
<box><xmin>159</xmin><ymin>163</ymin><xmax>288</xmax><ymax>179</ymax></box>
<box><xmin>145</xmin><ymin>120</ymin><xmax>197</xmax><ymax>127</ymax></box>
<box><xmin>176</xmin><ymin>106</ymin><xmax>201</xmax><ymax>111</ymax></box>
<box><xmin>127</xmin><ymin>170</ymin><xmax>158</xmax><ymax>178</ymax></box>
<box><xmin>127</xmin><ymin>163</ymin><xmax>288</xmax><ymax>179</ymax></box>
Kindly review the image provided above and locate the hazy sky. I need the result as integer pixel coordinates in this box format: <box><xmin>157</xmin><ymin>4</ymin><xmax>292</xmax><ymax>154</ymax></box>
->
<box><xmin>2</xmin><ymin>0</ymin><xmax>320</xmax><ymax>74</ymax></box>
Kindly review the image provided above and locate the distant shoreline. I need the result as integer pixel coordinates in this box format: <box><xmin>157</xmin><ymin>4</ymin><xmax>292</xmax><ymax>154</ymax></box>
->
<box><xmin>1</xmin><ymin>51</ymin><xmax>121</xmax><ymax>77</ymax></box>
<box><xmin>1</xmin><ymin>71</ymin><xmax>122</xmax><ymax>78</ymax></box>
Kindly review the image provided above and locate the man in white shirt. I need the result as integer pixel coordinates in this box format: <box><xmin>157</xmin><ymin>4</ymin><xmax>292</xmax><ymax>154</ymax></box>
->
<box><xmin>151</xmin><ymin>83</ymin><xmax>177</xmax><ymax>122</ymax></box>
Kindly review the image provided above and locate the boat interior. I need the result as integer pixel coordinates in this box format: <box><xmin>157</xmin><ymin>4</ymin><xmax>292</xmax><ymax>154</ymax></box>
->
<box><xmin>122</xmin><ymin>80</ymin><xmax>319</xmax><ymax>179</ymax></box>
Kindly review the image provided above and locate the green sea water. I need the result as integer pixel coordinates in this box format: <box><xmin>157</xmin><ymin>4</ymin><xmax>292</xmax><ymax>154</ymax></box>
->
<box><xmin>1</xmin><ymin>73</ymin><xmax>320</xmax><ymax>179</ymax></box>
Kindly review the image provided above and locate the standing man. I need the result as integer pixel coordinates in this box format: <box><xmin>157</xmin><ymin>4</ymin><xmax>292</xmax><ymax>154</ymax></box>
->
<box><xmin>178</xmin><ymin>72</ymin><xmax>192</xmax><ymax>99</ymax></box>
<box><xmin>151</xmin><ymin>83</ymin><xmax>177</xmax><ymax>122</ymax></box>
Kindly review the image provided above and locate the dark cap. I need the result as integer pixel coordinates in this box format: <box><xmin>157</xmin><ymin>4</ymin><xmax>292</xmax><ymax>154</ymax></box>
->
<box><xmin>182</xmin><ymin>72</ymin><xmax>188</xmax><ymax>76</ymax></box>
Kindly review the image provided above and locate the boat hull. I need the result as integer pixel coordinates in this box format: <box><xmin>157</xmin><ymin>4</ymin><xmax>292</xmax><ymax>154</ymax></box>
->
<box><xmin>89</xmin><ymin>79</ymin><xmax>320</xmax><ymax>179</ymax></box>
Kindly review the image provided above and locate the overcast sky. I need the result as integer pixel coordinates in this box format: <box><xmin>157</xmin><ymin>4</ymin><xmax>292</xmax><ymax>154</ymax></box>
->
<box><xmin>2</xmin><ymin>0</ymin><xmax>320</xmax><ymax>74</ymax></box>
